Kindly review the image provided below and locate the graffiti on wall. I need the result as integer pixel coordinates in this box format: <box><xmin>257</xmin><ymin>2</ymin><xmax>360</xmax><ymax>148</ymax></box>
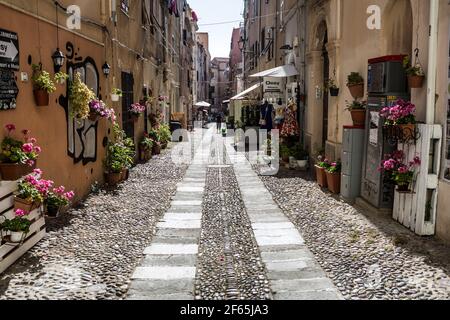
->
<box><xmin>58</xmin><ymin>42</ymin><xmax>101</xmax><ymax>165</ymax></box>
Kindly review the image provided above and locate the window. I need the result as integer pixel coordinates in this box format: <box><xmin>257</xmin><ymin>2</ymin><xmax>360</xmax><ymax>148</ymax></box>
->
<box><xmin>121</xmin><ymin>0</ymin><xmax>129</xmax><ymax>15</ymax></box>
<box><xmin>261</xmin><ymin>27</ymin><xmax>266</xmax><ymax>56</ymax></box>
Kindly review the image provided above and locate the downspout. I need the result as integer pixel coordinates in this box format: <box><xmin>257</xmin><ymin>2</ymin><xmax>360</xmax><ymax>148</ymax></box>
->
<box><xmin>426</xmin><ymin>0</ymin><xmax>439</xmax><ymax>124</ymax></box>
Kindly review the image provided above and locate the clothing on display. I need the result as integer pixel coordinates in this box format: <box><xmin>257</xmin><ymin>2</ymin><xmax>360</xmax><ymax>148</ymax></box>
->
<box><xmin>260</xmin><ymin>101</ymin><xmax>274</xmax><ymax>131</ymax></box>
<box><xmin>281</xmin><ymin>100</ymin><xmax>300</xmax><ymax>137</ymax></box>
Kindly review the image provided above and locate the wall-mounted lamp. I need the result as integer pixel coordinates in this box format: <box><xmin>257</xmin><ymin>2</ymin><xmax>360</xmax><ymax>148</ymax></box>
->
<box><xmin>52</xmin><ymin>49</ymin><xmax>65</xmax><ymax>73</ymax></box>
<box><xmin>102</xmin><ymin>62</ymin><xmax>111</xmax><ymax>77</ymax></box>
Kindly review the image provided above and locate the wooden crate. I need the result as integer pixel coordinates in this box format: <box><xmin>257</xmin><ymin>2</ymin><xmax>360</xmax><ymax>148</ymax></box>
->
<box><xmin>0</xmin><ymin>180</ymin><xmax>46</xmax><ymax>274</ymax></box>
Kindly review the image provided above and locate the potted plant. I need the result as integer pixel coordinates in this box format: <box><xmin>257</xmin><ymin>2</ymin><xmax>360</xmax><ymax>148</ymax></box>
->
<box><xmin>315</xmin><ymin>156</ymin><xmax>330</xmax><ymax>188</ymax></box>
<box><xmin>380</xmin><ymin>99</ymin><xmax>416</xmax><ymax>135</ymax></box>
<box><xmin>148</xmin><ymin>128</ymin><xmax>161</xmax><ymax>155</ymax></box>
<box><xmin>69</xmin><ymin>72</ymin><xmax>96</xmax><ymax>120</ymax></box>
<box><xmin>139</xmin><ymin>135</ymin><xmax>154</xmax><ymax>162</ymax></box>
<box><xmin>111</xmin><ymin>88</ymin><xmax>123</xmax><ymax>102</ymax></box>
<box><xmin>54</xmin><ymin>71</ymin><xmax>69</xmax><ymax>85</ymax></box>
<box><xmin>2</xmin><ymin>209</ymin><xmax>32</xmax><ymax>243</ymax></box>
<box><xmin>380</xmin><ymin>151</ymin><xmax>421</xmax><ymax>192</ymax></box>
<box><xmin>129</xmin><ymin>103</ymin><xmax>146</xmax><ymax>122</ymax></box>
<box><xmin>403</xmin><ymin>56</ymin><xmax>425</xmax><ymax>89</ymax></box>
<box><xmin>45</xmin><ymin>186</ymin><xmax>75</xmax><ymax>218</ymax></box>
<box><xmin>159</xmin><ymin>124</ymin><xmax>172</xmax><ymax>149</ymax></box>
<box><xmin>14</xmin><ymin>169</ymin><xmax>51</xmax><ymax>212</ymax></box>
<box><xmin>346</xmin><ymin>100</ymin><xmax>367</xmax><ymax>126</ymax></box>
<box><xmin>346</xmin><ymin>72</ymin><xmax>364</xmax><ymax>99</ymax></box>
<box><xmin>0</xmin><ymin>125</ymin><xmax>41</xmax><ymax>181</ymax></box>
<box><xmin>291</xmin><ymin>143</ymin><xmax>309</xmax><ymax>169</ymax></box>
<box><xmin>122</xmin><ymin>137</ymin><xmax>136</xmax><ymax>181</ymax></box>
<box><xmin>221</xmin><ymin>127</ymin><xmax>227</xmax><ymax>137</ymax></box>
<box><xmin>31</xmin><ymin>64</ymin><xmax>56</xmax><ymax>106</ymax></box>
<box><xmin>325</xmin><ymin>79</ymin><xmax>339</xmax><ymax>97</ymax></box>
<box><xmin>280</xmin><ymin>145</ymin><xmax>291</xmax><ymax>163</ymax></box>
<box><xmin>88</xmin><ymin>99</ymin><xmax>116</xmax><ymax>122</ymax></box>
<box><xmin>325</xmin><ymin>161</ymin><xmax>342</xmax><ymax>194</ymax></box>
<box><xmin>104</xmin><ymin>124</ymin><xmax>135</xmax><ymax>185</ymax></box>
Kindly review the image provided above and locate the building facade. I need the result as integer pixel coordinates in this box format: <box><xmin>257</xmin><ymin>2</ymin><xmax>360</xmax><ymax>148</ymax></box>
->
<box><xmin>210</xmin><ymin>57</ymin><xmax>230</xmax><ymax>115</ymax></box>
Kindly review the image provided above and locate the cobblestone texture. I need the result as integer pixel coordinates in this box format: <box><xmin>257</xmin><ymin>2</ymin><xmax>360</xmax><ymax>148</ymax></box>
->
<box><xmin>258</xmin><ymin>167</ymin><xmax>450</xmax><ymax>300</ymax></box>
<box><xmin>0</xmin><ymin>148</ymin><xmax>187</xmax><ymax>300</ymax></box>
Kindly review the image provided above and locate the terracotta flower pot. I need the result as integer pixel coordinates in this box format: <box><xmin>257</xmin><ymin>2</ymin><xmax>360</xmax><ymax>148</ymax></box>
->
<box><xmin>407</xmin><ymin>75</ymin><xmax>425</xmax><ymax>89</ymax></box>
<box><xmin>105</xmin><ymin>171</ymin><xmax>123</xmax><ymax>185</ymax></box>
<box><xmin>130</xmin><ymin>113</ymin><xmax>140</xmax><ymax>122</ymax></box>
<box><xmin>326</xmin><ymin>171</ymin><xmax>341</xmax><ymax>194</ymax></box>
<box><xmin>14</xmin><ymin>196</ymin><xmax>41</xmax><ymax>212</ymax></box>
<box><xmin>33</xmin><ymin>89</ymin><xmax>49</xmax><ymax>106</ymax></box>
<box><xmin>0</xmin><ymin>162</ymin><xmax>36</xmax><ymax>181</ymax></box>
<box><xmin>315</xmin><ymin>165</ymin><xmax>328</xmax><ymax>188</ymax></box>
<box><xmin>350</xmin><ymin>109</ymin><xmax>366</xmax><ymax>126</ymax></box>
<box><xmin>152</xmin><ymin>144</ymin><xmax>161</xmax><ymax>155</ymax></box>
<box><xmin>121</xmin><ymin>169</ymin><xmax>129</xmax><ymax>181</ymax></box>
<box><xmin>347</xmin><ymin>83</ymin><xmax>364</xmax><ymax>99</ymax></box>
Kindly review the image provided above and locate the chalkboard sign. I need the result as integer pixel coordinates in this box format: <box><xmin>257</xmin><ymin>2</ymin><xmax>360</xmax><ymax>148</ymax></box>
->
<box><xmin>0</xmin><ymin>29</ymin><xmax>19</xmax><ymax>70</ymax></box>
<box><xmin>0</xmin><ymin>68</ymin><xmax>19</xmax><ymax>110</ymax></box>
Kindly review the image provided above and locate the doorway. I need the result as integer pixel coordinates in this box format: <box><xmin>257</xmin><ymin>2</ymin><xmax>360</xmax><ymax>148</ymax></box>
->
<box><xmin>322</xmin><ymin>30</ymin><xmax>329</xmax><ymax>149</ymax></box>
<box><xmin>121</xmin><ymin>72</ymin><xmax>134</xmax><ymax>139</ymax></box>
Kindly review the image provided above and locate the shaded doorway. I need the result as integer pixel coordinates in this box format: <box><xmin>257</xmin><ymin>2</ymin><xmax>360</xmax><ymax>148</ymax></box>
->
<box><xmin>121</xmin><ymin>72</ymin><xmax>134</xmax><ymax>139</ymax></box>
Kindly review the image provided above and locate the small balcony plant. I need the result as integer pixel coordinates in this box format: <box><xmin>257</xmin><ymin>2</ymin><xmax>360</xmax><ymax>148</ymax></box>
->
<box><xmin>88</xmin><ymin>99</ymin><xmax>116</xmax><ymax>123</ymax></box>
<box><xmin>111</xmin><ymin>88</ymin><xmax>123</xmax><ymax>102</ymax></box>
<box><xmin>325</xmin><ymin>78</ymin><xmax>339</xmax><ymax>97</ymax></box>
<box><xmin>54</xmin><ymin>71</ymin><xmax>69</xmax><ymax>85</ymax></box>
<box><xmin>69</xmin><ymin>72</ymin><xmax>96</xmax><ymax>120</ymax></box>
<box><xmin>158</xmin><ymin>124</ymin><xmax>172</xmax><ymax>149</ymax></box>
<box><xmin>148</xmin><ymin>128</ymin><xmax>161</xmax><ymax>155</ymax></box>
<box><xmin>45</xmin><ymin>186</ymin><xmax>75</xmax><ymax>217</ymax></box>
<box><xmin>0</xmin><ymin>125</ymin><xmax>42</xmax><ymax>181</ymax></box>
<box><xmin>346</xmin><ymin>72</ymin><xmax>364</xmax><ymax>99</ymax></box>
<box><xmin>380</xmin><ymin>99</ymin><xmax>416</xmax><ymax>141</ymax></box>
<box><xmin>403</xmin><ymin>55</ymin><xmax>425</xmax><ymax>89</ymax></box>
<box><xmin>346</xmin><ymin>100</ymin><xmax>367</xmax><ymax>126</ymax></box>
<box><xmin>380</xmin><ymin>151</ymin><xmax>421</xmax><ymax>192</ymax></box>
<box><xmin>139</xmin><ymin>135</ymin><xmax>154</xmax><ymax>162</ymax></box>
<box><xmin>129</xmin><ymin>103</ymin><xmax>146</xmax><ymax>122</ymax></box>
<box><xmin>31</xmin><ymin>64</ymin><xmax>56</xmax><ymax>106</ymax></box>
<box><xmin>1</xmin><ymin>209</ymin><xmax>32</xmax><ymax>243</ymax></box>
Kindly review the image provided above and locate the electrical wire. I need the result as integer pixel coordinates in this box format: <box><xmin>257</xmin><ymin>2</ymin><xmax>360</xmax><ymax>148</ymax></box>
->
<box><xmin>197</xmin><ymin>8</ymin><xmax>292</xmax><ymax>27</ymax></box>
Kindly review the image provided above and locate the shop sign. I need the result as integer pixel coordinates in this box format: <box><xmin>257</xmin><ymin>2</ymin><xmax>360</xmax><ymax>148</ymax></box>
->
<box><xmin>263</xmin><ymin>77</ymin><xmax>284</xmax><ymax>93</ymax></box>
<box><xmin>0</xmin><ymin>28</ymin><xmax>19</xmax><ymax>70</ymax></box>
<box><xmin>0</xmin><ymin>69</ymin><xmax>19</xmax><ymax>110</ymax></box>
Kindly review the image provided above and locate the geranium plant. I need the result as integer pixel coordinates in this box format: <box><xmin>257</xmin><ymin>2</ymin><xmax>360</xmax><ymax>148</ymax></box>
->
<box><xmin>380</xmin><ymin>151</ymin><xmax>421</xmax><ymax>191</ymax></box>
<box><xmin>317</xmin><ymin>156</ymin><xmax>331</xmax><ymax>169</ymax></box>
<box><xmin>140</xmin><ymin>135</ymin><xmax>154</xmax><ymax>151</ymax></box>
<box><xmin>129</xmin><ymin>103</ymin><xmax>146</xmax><ymax>116</ymax></box>
<box><xmin>105</xmin><ymin>124</ymin><xmax>135</xmax><ymax>174</ymax></box>
<box><xmin>89</xmin><ymin>99</ymin><xmax>116</xmax><ymax>122</ymax></box>
<box><xmin>17</xmin><ymin>169</ymin><xmax>54</xmax><ymax>204</ymax></box>
<box><xmin>46</xmin><ymin>186</ymin><xmax>75</xmax><ymax>216</ymax></box>
<box><xmin>380</xmin><ymin>99</ymin><xmax>416</xmax><ymax>126</ymax></box>
<box><xmin>69</xmin><ymin>72</ymin><xmax>96</xmax><ymax>119</ymax></box>
<box><xmin>0</xmin><ymin>124</ymin><xmax>41</xmax><ymax>166</ymax></box>
<box><xmin>2</xmin><ymin>209</ymin><xmax>32</xmax><ymax>242</ymax></box>
<box><xmin>326</xmin><ymin>161</ymin><xmax>342</xmax><ymax>173</ymax></box>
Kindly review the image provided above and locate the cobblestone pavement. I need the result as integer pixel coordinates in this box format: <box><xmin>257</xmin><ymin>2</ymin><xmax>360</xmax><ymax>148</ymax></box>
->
<box><xmin>0</xmin><ymin>146</ymin><xmax>187</xmax><ymax>300</ymax></box>
<box><xmin>257</xmin><ymin>166</ymin><xmax>450</xmax><ymax>300</ymax></box>
<box><xmin>127</xmin><ymin>127</ymin><xmax>341</xmax><ymax>300</ymax></box>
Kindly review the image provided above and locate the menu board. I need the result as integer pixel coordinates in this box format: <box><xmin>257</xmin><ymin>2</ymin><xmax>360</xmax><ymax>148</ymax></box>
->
<box><xmin>0</xmin><ymin>68</ymin><xmax>18</xmax><ymax>110</ymax></box>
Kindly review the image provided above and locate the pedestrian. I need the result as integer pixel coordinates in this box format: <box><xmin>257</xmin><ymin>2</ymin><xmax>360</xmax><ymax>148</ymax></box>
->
<box><xmin>216</xmin><ymin>114</ymin><xmax>222</xmax><ymax>133</ymax></box>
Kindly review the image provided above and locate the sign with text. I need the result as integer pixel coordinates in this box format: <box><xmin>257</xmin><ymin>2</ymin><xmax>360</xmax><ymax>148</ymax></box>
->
<box><xmin>263</xmin><ymin>77</ymin><xmax>284</xmax><ymax>93</ymax></box>
<box><xmin>0</xmin><ymin>29</ymin><xmax>19</xmax><ymax>70</ymax></box>
<box><xmin>0</xmin><ymin>69</ymin><xmax>19</xmax><ymax>110</ymax></box>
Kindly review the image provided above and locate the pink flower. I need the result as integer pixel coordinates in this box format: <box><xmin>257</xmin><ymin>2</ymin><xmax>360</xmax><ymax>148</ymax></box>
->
<box><xmin>33</xmin><ymin>168</ymin><xmax>43</xmax><ymax>176</ymax></box>
<box><xmin>34</xmin><ymin>146</ymin><xmax>42</xmax><ymax>153</ymax></box>
<box><xmin>22</xmin><ymin>129</ymin><xmax>31</xmax><ymax>136</ymax></box>
<box><xmin>398</xmin><ymin>166</ymin><xmax>409</xmax><ymax>174</ymax></box>
<box><xmin>22</xmin><ymin>143</ymin><xmax>34</xmax><ymax>153</ymax></box>
<box><xmin>5</xmin><ymin>124</ymin><xmax>15</xmax><ymax>134</ymax></box>
<box><xmin>29</xmin><ymin>138</ymin><xmax>37</xmax><ymax>144</ymax></box>
<box><xmin>26</xmin><ymin>159</ymin><xmax>35</xmax><ymax>167</ymax></box>
<box><xmin>14</xmin><ymin>209</ymin><xmax>28</xmax><ymax>217</ymax></box>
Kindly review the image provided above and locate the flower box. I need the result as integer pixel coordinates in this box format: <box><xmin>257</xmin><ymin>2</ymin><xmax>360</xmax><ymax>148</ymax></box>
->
<box><xmin>0</xmin><ymin>162</ymin><xmax>36</xmax><ymax>181</ymax></box>
<box><xmin>14</xmin><ymin>196</ymin><xmax>41</xmax><ymax>212</ymax></box>
<box><xmin>326</xmin><ymin>171</ymin><xmax>341</xmax><ymax>194</ymax></box>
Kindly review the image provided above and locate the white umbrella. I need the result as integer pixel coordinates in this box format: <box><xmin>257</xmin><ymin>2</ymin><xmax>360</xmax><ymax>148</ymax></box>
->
<box><xmin>194</xmin><ymin>101</ymin><xmax>211</xmax><ymax>107</ymax></box>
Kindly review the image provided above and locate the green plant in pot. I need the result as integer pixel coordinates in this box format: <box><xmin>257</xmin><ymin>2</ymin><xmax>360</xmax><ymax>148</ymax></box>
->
<box><xmin>148</xmin><ymin>128</ymin><xmax>161</xmax><ymax>155</ymax></box>
<box><xmin>325</xmin><ymin>161</ymin><xmax>342</xmax><ymax>194</ymax></box>
<box><xmin>2</xmin><ymin>209</ymin><xmax>32</xmax><ymax>243</ymax></box>
<box><xmin>158</xmin><ymin>124</ymin><xmax>172</xmax><ymax>149</ymax></box>
<box><xmin>346</xmin><ymin>72</ymin><xmax>364</xmax><ymax>99</ymax></box>
<box><xmin>325</xmin><ymin>78</ymin><xmax>339</xmax><ymax>97</ymax></box>
<box><xmin>54</xmin><ymin>71</ymin><xmax>69</xmax><ymax>85</ymax></box>
<box><xmin>111</xmin><ymin>88</ymin><xmax>123</xmax><ymax>102</ymax></box>
<box><xmin>346</xmin><ymin>100</ymin><xmax>367</xmax><ymax>126</ymax></box>
<box><xmin>45</xmin><ymin>186</ymin><xmax>75</xmax><ymax>218</ymax></box>
<box><xmin>139</xmin><ymin>135</ymin><xmax>154</xmax><ymax>162</ymax></box>
<box><xmin>403</xmin><ymin>55</ymin><xmax>425</xmax><ymax>89</ymax></box>
<box><xmin>32</xmin><ymin>64</ymin><xmax>56</xmax><ymax>106</ymax></box>
<box><xmin>291</xmin><ymin>143</ymin><xmax>309</xmax><ymax>169</ymax></box>
<box><xmin>69</xmin><ymin>72</ymin><xmax>96</xmax><ymax>120</ymax></box>
<box><xmin>315</xmin><ymin>155</ymin><xmax>330</xmax><ymax>188</ymax></box>
<box><xmin>280</xmin><ymin>144</ymin><xmax>292</xmax><ymax>163</ymax></box>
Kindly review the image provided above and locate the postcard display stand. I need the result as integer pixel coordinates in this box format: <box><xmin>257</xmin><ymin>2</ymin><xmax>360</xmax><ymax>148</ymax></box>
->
<box><xmin>0</xmin><ymin>180</ymin><xmax>46</xmax><ymax>274</ymax></box>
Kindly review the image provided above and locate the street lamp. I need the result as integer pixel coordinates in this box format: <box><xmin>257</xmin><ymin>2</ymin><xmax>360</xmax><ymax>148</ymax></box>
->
<box><xmin>102</xmin><ymin>62</ymin><xmax>111</xmax><ymax>77</ymax></box>
<box><xmin>238</xmin><ymin>36</ymin><xmax>245</xmax><ymax>51</ymax></box>
<box><xmin>52</xmin><ymin>49</ymin><xmax>65</xmax><ymax>73</ymax></box>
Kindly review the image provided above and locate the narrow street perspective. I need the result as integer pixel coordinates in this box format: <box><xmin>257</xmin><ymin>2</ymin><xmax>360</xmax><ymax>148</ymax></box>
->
<box><xmin>0</xmin><ymin>0</ymin><xmax>450</xmax><ymax>306</ymax></box>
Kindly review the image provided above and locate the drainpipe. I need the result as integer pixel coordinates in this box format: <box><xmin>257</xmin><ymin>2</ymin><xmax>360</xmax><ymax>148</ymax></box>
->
<box><xmin>426</xmin><ymin>0</ymin><xmax>439</xmax><ymax>124</ymax></box>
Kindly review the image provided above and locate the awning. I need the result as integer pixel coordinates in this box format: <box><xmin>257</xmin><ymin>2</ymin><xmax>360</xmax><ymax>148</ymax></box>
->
<box><xmin>222</xmin><ymin>100</ymin><xmax>230</xmax><ymax>104</ymax></box>
<box><xmin>249</xmin><ymin>64</ymin><xmax>299</xmax><ymax>78</ymax></box>
<box><xmin>194</xmin><ymin>101</ymin><xmax>211</xmax><ymax>107</ymax></box>
<box><xmin>230</xmin><ymin>82</ymin><xmax>262</xmax><ymax>100</ymax></box>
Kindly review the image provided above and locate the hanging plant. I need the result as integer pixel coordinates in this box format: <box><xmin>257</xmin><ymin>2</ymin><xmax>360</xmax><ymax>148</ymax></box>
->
<box><xmin>403</xmin><ymin>55</ymin><xmax>425</xmax><ymax>89</ymax></box>
<box><xmin>54</xmin><ymin>71</ymin><xmax>69</xmax><ymax>85</ymax></box>
<box><xmin>31</xmin><ymin>64</ymin><xmax>56</xmax><ymax>106</ymax></box>
<box><xmin>69</xmin><ymin>72</ymin><xmax>96</xmax><ymax>120</ymax></box>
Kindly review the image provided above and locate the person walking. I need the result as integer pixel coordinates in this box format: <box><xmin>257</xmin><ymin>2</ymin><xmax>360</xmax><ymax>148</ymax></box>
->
<box><xmin>216</xmin><ymin>114</ymin><xmax>222</xmax><ymax>133</ymax></box>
